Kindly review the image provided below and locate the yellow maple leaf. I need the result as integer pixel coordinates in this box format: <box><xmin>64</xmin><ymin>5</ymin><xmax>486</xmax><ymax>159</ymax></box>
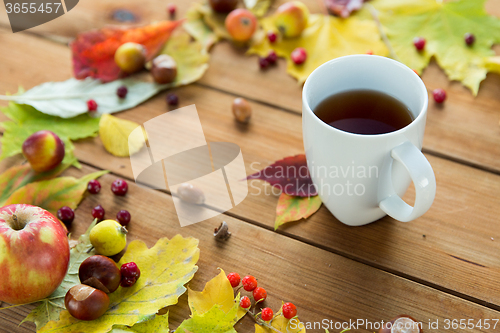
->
<box><xmin>254</xmin><ymin>304</ymin><xmax>307</xmax><ymax>333</ymax></box>
<box><xmin>39</xmin><ymin>235</ymin><xmax>200</xmax><ymax>333</ymax></box>
<box><xmin>110</xmin><ymin>313</ymin><xmax>170</xmax><ymax>333</ymax></box>
<box><xmin>248</xmin><ymin>14</ymin><xmax>389</xmax><ymax>84</ymax></box>
<box><xmin>188</xmin><ymin>268</ymin><xmax>246</xmax><ymax>321</ymax></box>
<box><xmin>99</xmin><ymin>114</ymin><xmax>146</xmax><ymax>157</ymax></box>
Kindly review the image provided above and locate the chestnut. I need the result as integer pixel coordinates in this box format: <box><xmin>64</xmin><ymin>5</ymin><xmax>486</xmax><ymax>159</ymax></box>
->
<box><xmin>79</xmin><ymin>255</ymin><xmax>121</xmax><ymax>293</ymax></box>
<box><xmin>232</xmin><ymin>98</ymin><xmax>252</xmax><ymax>123</ymax></box>
<box><xmin>65</xmin><ymin>284</ymin><xmax>110</xmax><ymax>321</ymax></box>
<box><xmin>151</xmin><ymin>54</ymin><xmax>177</xmax><ymax>84</ymax></box>
<box><xmin>379</xmin><ymin>315</ymin><xmax>423</xmax><ymax>333</ymax></box>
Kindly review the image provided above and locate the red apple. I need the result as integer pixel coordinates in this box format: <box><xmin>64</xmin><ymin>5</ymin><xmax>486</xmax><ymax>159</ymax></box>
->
<box><xmin>0</xmin><ymin>204</ymin><xmax>70</xmax><ymax>304</ymax></box>
<box><xmin>274</xmin><ymin>1</ymin><xmax>309</xmax><ymax>38</ymax></box>
<box><xmin>225</xmin><ymin>9</ymin><xmax>257</xmax><ymax>42</ymax></box>
<box><xmin>22</xmin><ymin>130</ymin><xmax>65</xmax><ymax>173</ymax></box>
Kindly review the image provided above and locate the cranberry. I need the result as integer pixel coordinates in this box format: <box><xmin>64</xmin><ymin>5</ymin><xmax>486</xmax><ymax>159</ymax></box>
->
<box><xmin>116</xmin><ymin>86</ymin><xmax>128</xmax><ymax>98</ymax></box>
<box><xmin>87</xmin><ymin>179</ymin><xmax>101</xmax><ymax>194</ymax></box>
<box><xmin>166</xmin><ymin>93</ymin><xmax>179</xmax><ymax>106</ymax></box>
<box><xmin>87</xmin><ymin>99</ymin><xmax>98</xmax><ymax>112</ymax></box>
<box><xmin>266</xmin><ymin>51</ymin><xmax>278</xmax><ymax>65</ymax></box>
<box><xmin>432</xmin><ymin>88</ymin><xmax>447</xmax><ymax>104</ymax></box>
<box><xmin>120</xmin><ymin>262</ymin><xmax>140</xmax><ymax>287</ymax></box>
<box><xmin>92</xmin><ymin>205</ymin><xmax>105</xmax><ymax>220</ymax></box>
<box><xmin>57</xmin><ymin>206</ymin><xmax>75</xmax><ymax>228</ymax></box>
<box><xmin>291</xmin><ymin>47</ymin><xmax>307</xmax><ymax>65</ymax></box>
<box><xmin>413</xmin><ymin>37</ymin><xmax>426</xmax><ymax>51</ymax></box>
<box><xmin>267</xmin><ymin>31</ymin><xmax>277</xmax><ymax>43</ymax></box>
<box><xmin>116</xmin><ymin>210</ymin><xmax>131</xmax><ymax>226</ymax></box>
<box><xmin>464</xmin><ymin>33</ymin><xmax>475</xmax><ymax>46</ymax></box>
<box><xmin>167</xmin><ymin>3</ymin><xmax>176</xmax><ymax>18</ymax></box>
<box><xmin>111</xmin><ymin>179</ymin><xmax>128</xmax><ymax>196</ymax></box>
<box><xmin>259</xmin><ymin>57</ymin><xmax>270</xmax><ymax>69</ymax></box>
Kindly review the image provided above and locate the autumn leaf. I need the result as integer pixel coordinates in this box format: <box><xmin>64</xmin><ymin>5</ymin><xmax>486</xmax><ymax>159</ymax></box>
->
<box><xmin>0</xmin><ymin>102</ymin><xmax>100</xmax><ymax>167</ymax></box>
<box><xmin>175</xmin><ymin>303</ymin><xmax>239</xmax><ymax>333</ymax></box>
<box><xmin>244</xmin><ymin>0</ymin><xmax>274</xmax><ymax>17</ymax></box>
<box><xmin>369</xmin><ymin>0</ymin><xmax>500</xmax><ymax>94</ymax></box>
<box><xmin>4</xmin><ymin>171</ymin><xmax>108</xmax><ymax>216</ymax></box>
<box><xmin>23</xmin><ymin>219</ymin><xmax>98</xmax><ymax>330</ymax></box>
<box><xmin>71</xmin><ymin>21</ymin><xmax>181</xmax><ymax>82</ymax></box>
<box><xmin>254</xmin><ymin>304</ymin><xmax>306</xmax><ymax>333</ymax></box>
<box><xmin>247</xmin><ymin>154</ymin><xmax>317</xmax><ymax>197</ymax></box>
<box><xmin>0</xmin><ymin>160</ymin><xmax>74</xmax><ymax>206</ymax></box>
<box><xmin>110</xmin><ymin>313</ymin><xmax>170</xmax><ymax>333</ymax></box>
<box><xmin>155</xmin><ymin>29</ymin><xmax>211</xmax><ymax>87</ymax></box>
<box><xmin>39</xmin><ymin>235</ymin><xmax>200</xmax><ymax>333</ymax></box>
<box><xmin>99</xmin><ymin>114</ymin><xmax>146</xmax><ymax>157</ymax></box>
<box><xmin>188</xmin><ymin>269</ymin><xmax>246</xmax><ymax>321</ymax></box>
<box><xmin>248</xmin><ymin>14</ymin><xmax>388</xmax><ymax>83</ymax></box>
<box><xmin>275</xmin><ymin>194</ymin><xmax>322</xmax><ymax>230</ymax></box>
<box><xmin>184</xmin><ymin>3</ymin><xmax>219</xmax><ymax>51</ymax></box>
<box><xmin>325</xmin><ymin>0</ymin><xmax>368</xmax><ymax>18</ymax></box>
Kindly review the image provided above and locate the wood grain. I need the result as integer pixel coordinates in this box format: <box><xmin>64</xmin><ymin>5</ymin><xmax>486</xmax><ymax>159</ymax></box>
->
<box><xmin>2</xmin><ymin>163</ymin><xmax>499</xmax><ymax>333</ymax></box>
<box><xmin>1</xmin><ymin>28</ymin><xmax>500</xmax><ymax>309</ymax></box>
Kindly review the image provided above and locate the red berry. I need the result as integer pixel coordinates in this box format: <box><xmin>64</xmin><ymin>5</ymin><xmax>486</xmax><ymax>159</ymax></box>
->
<box><xmin>116</xmin><ymin>210</ymin><xmax>131</xmax><ymax>226</ymax></box>
<box><xmin>366</xmin><ymin>50</ymin><xmax>373</xmax><ymax>55</ymax></box>
<box><xmin>267</xmin><ymin>31</ymin><xmax>277</xmax><ymax>43</ymax></box>
<box><xmin>239</xmin><ymin>296</ymin><xmax>251</xmax><ymax>309</ymax></box>
<box><xmin>111</xmin><ymin>179</ymin><xmax>128</xmax><ymax>196</ymax></box>
<box><xmin>92</xmin><ymin>205</ymin><xmax>105</xmax><ymax>220</ymax></box>
<box><xmin>464</xmin><ymin>32</ymin><xmax>475</xmax><ymax>46</ymax></box>
<box><xmin>227</xmin><ymin>272</ymin><xmax>241</xmax><ymax>288</ymax></box>
<box><xmin>253</xmin><ymin>287</ymin><xmax>267</xmax><ymax>302</ymax></box>
<box><xmin>432</xmin><ymin>88</ymin><xmax>447</xmax><ymax>104</ymax></box>
<box><xmin>242</xmin><ymin>275</ymin><xmax>258</xmax><ymax>291</ymax></box>
<box><xmin>57</xmin><ymin>206</ymin><xmax>75</xmax><ymax>227</ymax></box>
<box><xmin>167</xmin><ymin>3</ymin><xmax>176</xmax><ymax>17</ymax></box>
<box><xmin>166</xmin><ymin>93</ymin><xmax>179</xmax><ymax>106</ymax></box>
<box><xmin>117</xmin><ymin>86</ymin><xmax>128</xmax><ymax>98</ymax></box>
<box><xmin>282</xmin><ymin>302</ymin><xmax>297</xmax><ymax>319</ymax></box>
<box><xmin>87</xmin><ymin>179</ymin><xmax>101</xmax><ymax>194</ymax></box>
<box><xmin>413</xmin><ymin>37</ymin><xmax>426</xmax><ymax>51</ymax></box>
<box><xmin>266</xmin><ymin>51</ymin><xmax>278</xmax><ymax>65</ymax></box>
<box><xmin>259</xmin><ymin>57</ymin><xmax>270</xmax><ymax>69</ymax></box>
<box><xmin>87</xmin><ymin>99</ymin><xmax>98</xmax><ymax>112</ymax></box>
<box><xmin>291</xmin><ymin>47</ymin><xmax>307</xmax><ymax>65</ymax></box>
<box><xmin>120</xmin><ymin>262</ymin><xmax>140</xmax><ymax>287</ymax></box>
<box><xmin>261</xmin><ymin>307</ymin><xmax>273</xmax><ymax>321</ymax></box>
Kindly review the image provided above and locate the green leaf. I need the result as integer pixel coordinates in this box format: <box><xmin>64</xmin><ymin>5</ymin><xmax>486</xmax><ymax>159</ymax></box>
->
<box><xmin>248</xmin><ymin>14</ymin><xmax>389</xmax><ymax>84</ymax></box>
<box><xmin>1</xmin><ymin>78</ymin><xmax>166</xmax><ymax>119</ymax></box>
<box><xmin>22</xmin><ymin>219</ymin><xmax>98</xmax><ymax>330</ymax></box>
<box><xmin>370</xmin><ymin>0</ymin><xmax>500</xmax><ymax>94</ymax></box>
<box><xmin>110</xmin><ymin>313</ymin><xmax>170</xmax><ymax>333</ymax></box>
<box><xmin>0</xmin><ymin>102</ymin><xmax>100</xmax><ymax>166</ymax></box>
<box><xmin>39</xmin><ymin>235</ymin><xmax>200</xmax><ymax>333</ymax></box>
<box><xmin>175</xmin><ymin>303</ymin><xmax>239</xmax><ymax>333</ymax></box>
<box><xmin>274</xmin><ymin>194</ymin><xmax>322</xmax><ymax>230</ymax></box>
<box><xmin>0</xmin><ymin>160</ymin><xmax>74</xmax><ymax>206</ymax></box>
<box><xmin>184</xmin><ymin>3</ymin><xmax>219</xmax><ymax>51</ymax></box>
<box><xmin>244</xmin><ymin>0</ymin><xmax>274</xmax><ymax>17</ymax></box>
<box><xmin>4</xmin><ymin>170</ymin><xmax>108</xmax><ymax>215</ymax></box>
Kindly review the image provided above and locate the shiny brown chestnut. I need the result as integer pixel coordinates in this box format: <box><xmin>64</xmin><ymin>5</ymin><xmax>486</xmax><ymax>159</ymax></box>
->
<box><xmin>79</xmin><ymin>255</ymin><xmax>121</xmax><ymax>293</ymax></box>
<box><xmin>65</xmin><ymin>284</ymin><xmax>110</xmax><ymax>321</ymax></box>
<box><xmin>379</xmin><ymin>315</ymin><xmax>423</xmax><ymax>333</ymax></box>
<box><xmin>151</xmin><ymin>54</ymin><xmax>177</xmax><ymax>84</ymax></box>
<box><xmin>209</xmin><ymin>0</ymin><xmax>238</xmax><ymax>13</ymax></box>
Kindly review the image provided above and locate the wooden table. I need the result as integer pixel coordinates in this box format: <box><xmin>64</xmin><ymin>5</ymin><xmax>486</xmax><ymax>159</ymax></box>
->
<box><xmin>1</xmin><ymin>1</ymin><xmax>500</xmax><ymax>332</ymax></box>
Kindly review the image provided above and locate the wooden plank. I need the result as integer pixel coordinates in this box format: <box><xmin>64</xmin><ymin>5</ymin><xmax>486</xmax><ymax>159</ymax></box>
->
<box><xmin>2</xmin><ymin>163</ymin><xmax>500</xmax><ymax>333</ymax></box>
<box><xmin>1</xmin><ymin>30</ymin><xmax>500</xmax><ymax>308</ymax></box>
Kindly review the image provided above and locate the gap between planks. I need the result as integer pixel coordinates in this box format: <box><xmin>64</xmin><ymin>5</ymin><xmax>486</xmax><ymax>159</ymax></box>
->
<box><xmin>73</xmin><ymin>157</ymin><xmax>500</xmax><ymax>313</ymax></box>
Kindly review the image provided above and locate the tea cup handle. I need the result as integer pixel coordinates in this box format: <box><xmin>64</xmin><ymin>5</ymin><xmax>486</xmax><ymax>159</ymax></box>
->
<box><xmin>378</xmin><ymin>141</ymin><xmax>436</xmax><ymax>222</ymax></box>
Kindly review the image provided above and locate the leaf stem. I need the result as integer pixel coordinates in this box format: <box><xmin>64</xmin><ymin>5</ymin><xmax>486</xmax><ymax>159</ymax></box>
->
<box><xmin>366</xmin><ymin>4</ymin><xmax>399</xmax><ymax>61</ymax></box>
<box><xmin>245</xmin><ymin>308</ymin><xmax>285</xmax><ymax>333</ymax></box>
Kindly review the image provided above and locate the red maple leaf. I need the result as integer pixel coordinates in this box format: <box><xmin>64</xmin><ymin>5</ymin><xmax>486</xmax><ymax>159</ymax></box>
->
<box><xmin>71</xmin><ymin>20</ymin><xmax>181</xmax><ymax>82</ymax></box>
<box><xmin>247</xmin><ymin>154</ymin><xmax>317</xmax><ymax>197</ymax></box>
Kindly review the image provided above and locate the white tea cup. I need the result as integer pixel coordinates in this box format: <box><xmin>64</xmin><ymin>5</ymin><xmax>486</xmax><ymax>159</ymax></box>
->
<box><xmin>302</xmin><ymin>55</ymin><xmax>436</xmax><ymax>226</ymax></box>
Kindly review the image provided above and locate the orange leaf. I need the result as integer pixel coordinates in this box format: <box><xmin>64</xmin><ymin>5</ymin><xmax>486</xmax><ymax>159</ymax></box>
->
<box><xmin>274</xmin><ymin>193</ymin><xmax>322</xmax><ymax>230</ymax></box>
<box><xmin>71</xmin><ymin>21</ymin><xmax>181</xmax><ymax>82</ymax></box>
<box><xmin>4</xmin><ymin>171</ymin><xmax>108</xmax><ymax>215</ymax></box>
